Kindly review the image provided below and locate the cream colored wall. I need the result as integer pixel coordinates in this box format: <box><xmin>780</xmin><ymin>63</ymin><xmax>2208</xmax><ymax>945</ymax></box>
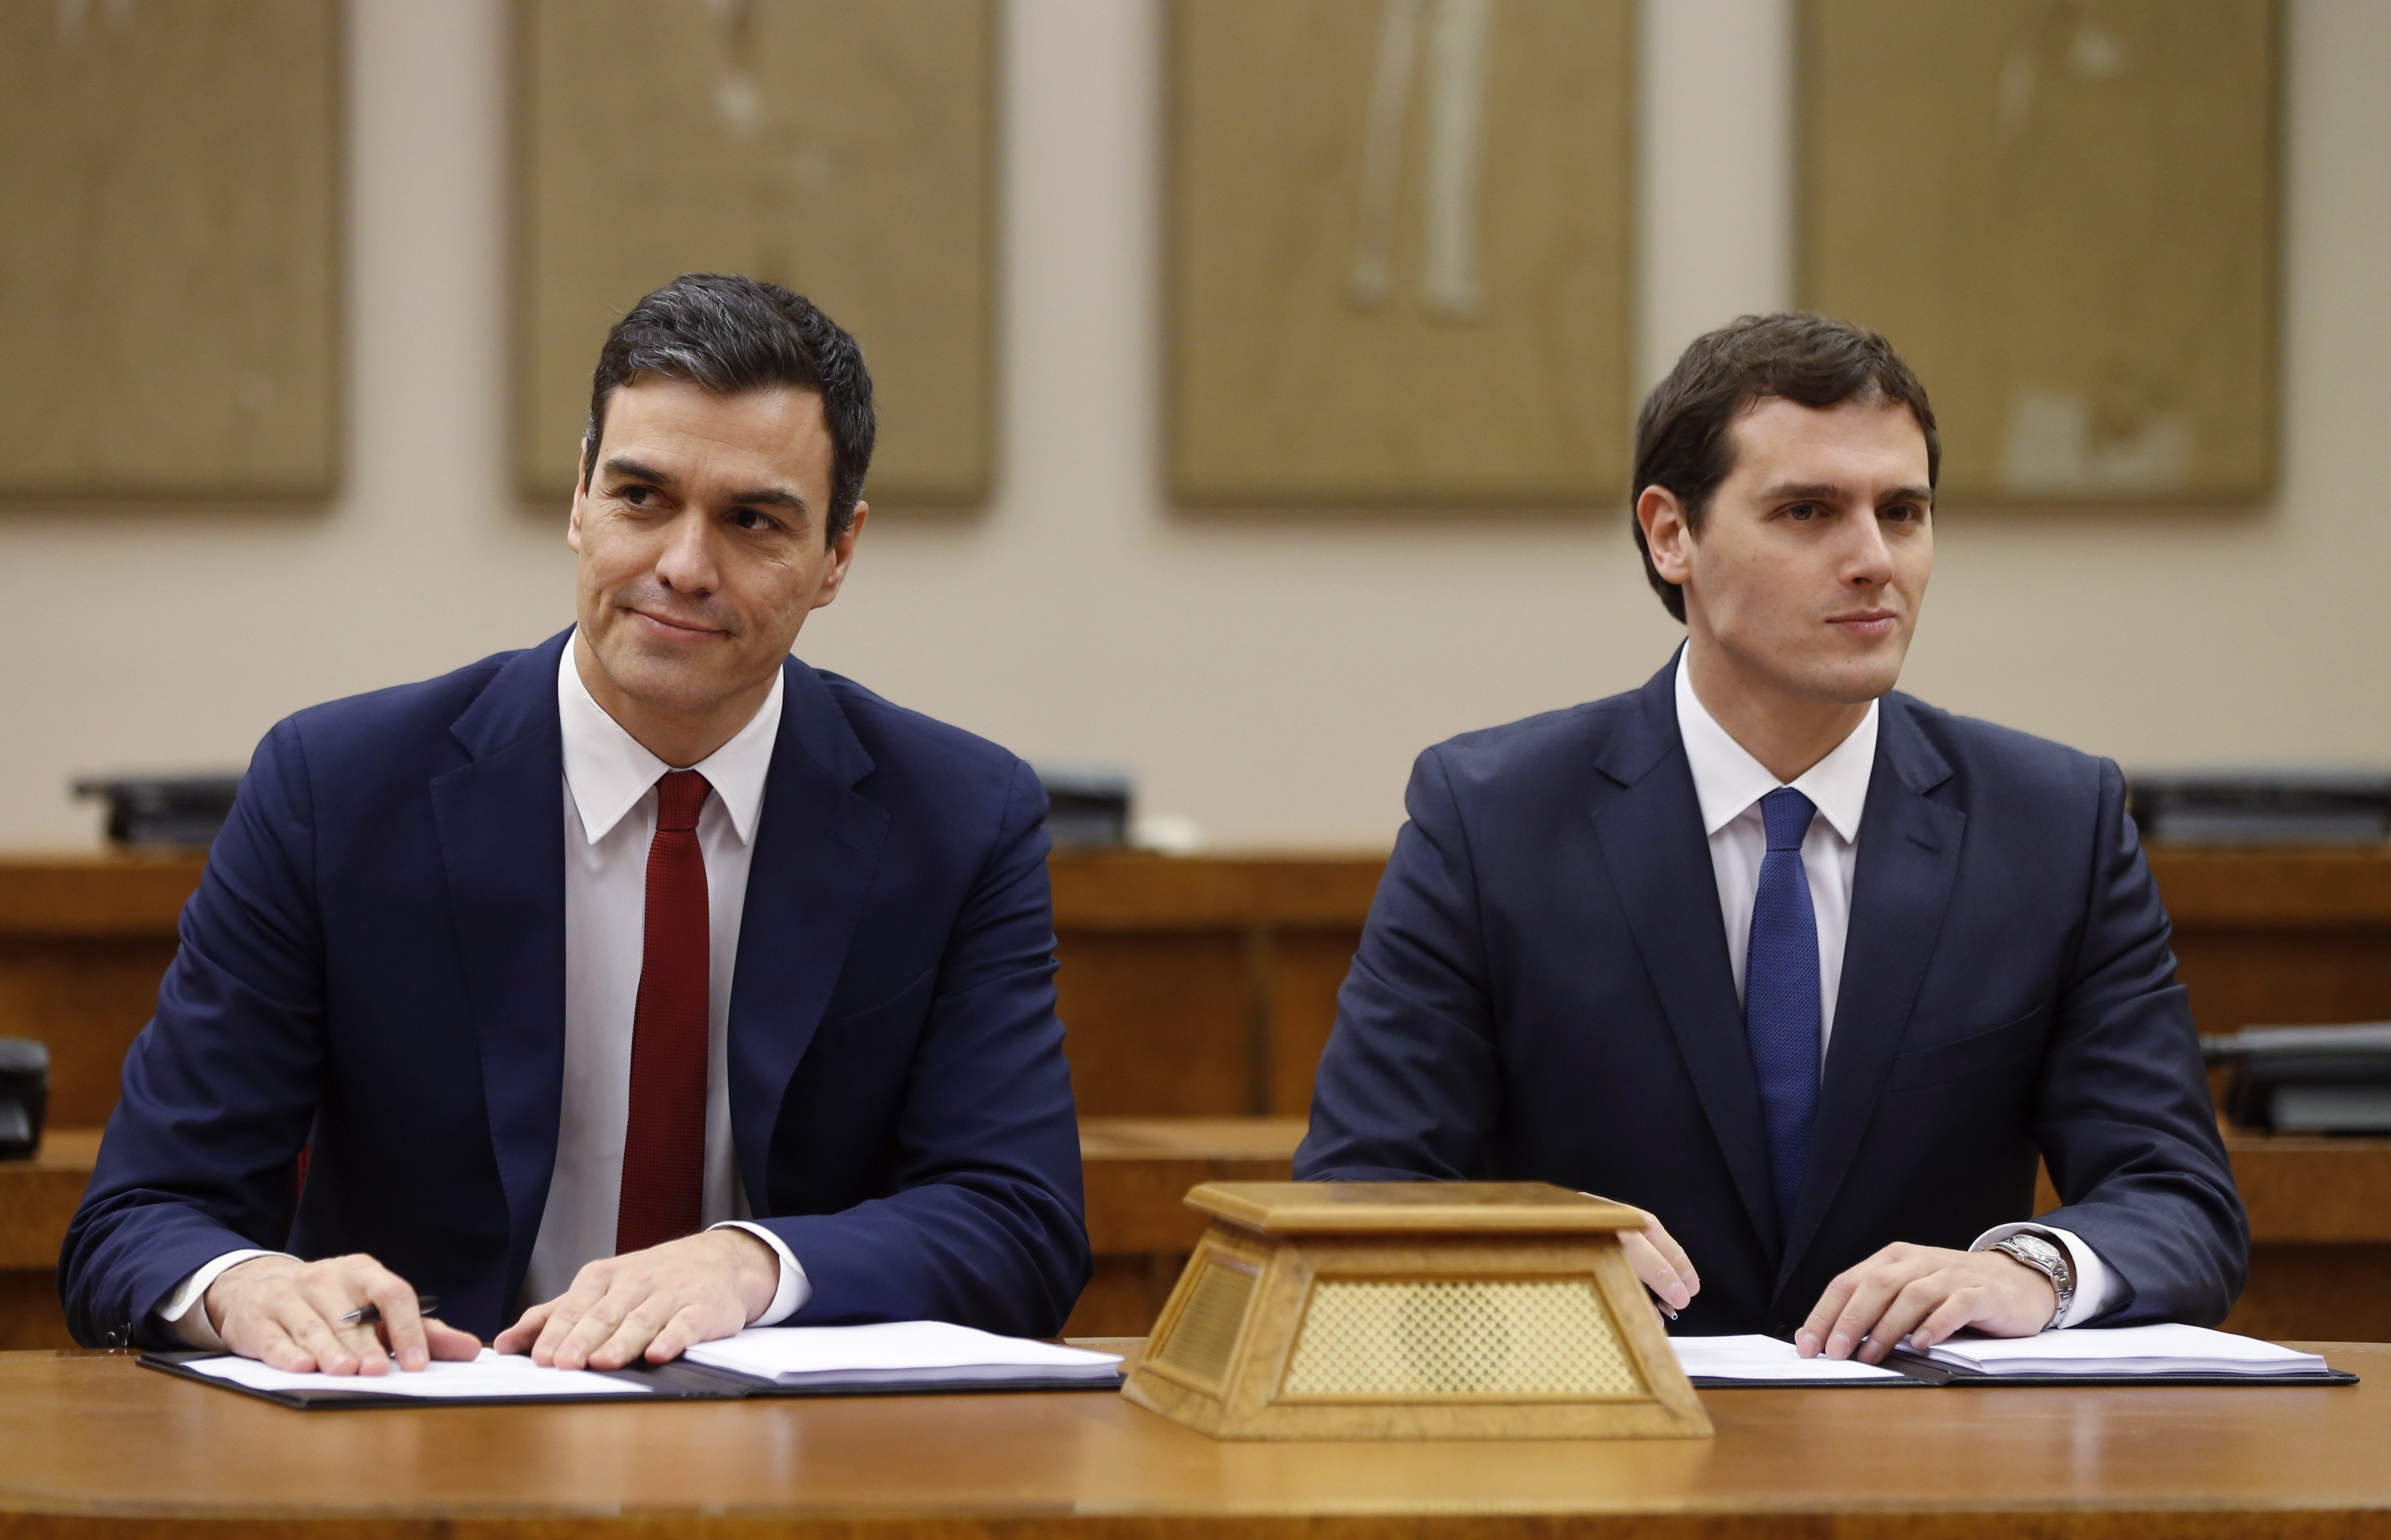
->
<box><xmin>1</xmin><ymin>0</ymin><xmax>2383</xmax><ymax>849</ymax></box>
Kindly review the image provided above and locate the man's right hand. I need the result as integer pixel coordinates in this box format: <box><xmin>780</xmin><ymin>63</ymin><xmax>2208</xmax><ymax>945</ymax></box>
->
<box><xmin>1587</xmin><ymin>1196</ymin><xmax>1699</xmax><ymax>1316</ymax></box>
<box><xmin>204</xmin><ymin>1253</ymin><xmax>482</xmax><ymax>1374</ymax></box>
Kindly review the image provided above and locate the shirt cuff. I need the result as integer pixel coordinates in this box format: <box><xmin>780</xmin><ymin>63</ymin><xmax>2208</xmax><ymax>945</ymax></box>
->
<box><xmin>155</xmin><ymin>1250</ymin><xmax>292</xmax><ymax>1349</ymax></box>
<box><xmin>1972</xmin><ymin>1222</ymin><xmax>2120</xmax><ymax>1328</ymax></box>
<box><xmin>709</xmin><ymin>1220</ymin><xmax>811</xmax><ymax>1325</ymax></box>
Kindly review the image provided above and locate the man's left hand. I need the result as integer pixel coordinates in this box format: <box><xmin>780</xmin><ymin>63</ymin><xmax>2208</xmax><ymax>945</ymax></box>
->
<box><xmin>1795</xmin><ymin>1242</ymin><xmax>2056</xmax><ymax>1363</ymax></box>
<box><xmin>493</xmin><ymin>1229</ymin><xmax>780</xmax><ymax>1369</ymax></box>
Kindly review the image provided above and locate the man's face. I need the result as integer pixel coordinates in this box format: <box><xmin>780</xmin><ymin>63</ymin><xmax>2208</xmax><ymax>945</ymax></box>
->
<box><xmin>567</xmin><ymin>376</ymin><xmax>861</xmax><ymax>727</ymax></box>
<box><xmin>1657</xmin><ymin>395</ymin><xmax>1933</xmax><ymax>707</ymax></box>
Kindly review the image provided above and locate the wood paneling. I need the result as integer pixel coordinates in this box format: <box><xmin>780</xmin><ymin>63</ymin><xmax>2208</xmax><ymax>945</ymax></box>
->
<box><xmin>1168</xmin><ymin>0</ymin><xmax>1635</xmax><ymax>503</ymax></box>
<box><xmin>1801</xmin><ymin>0</ymin><xmax>2280</xmax><ymax>502</ymax></box>
<box><xmin>515</xmin><ymin>0</ymin><xmax>993</xmax><ymax>503</ymax></box>
<box><xmin>4</xmin><ymin>1344</ymin><xmax>2391</xmax><ymax>1534</ymax></box>
<box><xmin>0</xmin><ymin>0</ymin><xmax>339</xmax><ymax>498</ymax></box>
<box><xmin>1057</xmin><ymin>932</ymin><xmax>1254</xmax><ymax>1116</ymax></box>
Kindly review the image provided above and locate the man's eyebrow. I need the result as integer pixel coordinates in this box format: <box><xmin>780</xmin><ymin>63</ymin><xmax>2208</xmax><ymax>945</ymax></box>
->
<box><xmin>721</xmin><ymin>485</ymin><xmax>808</xmax><ymax>514</ymax></box>
<box><xmin>600</xmin><ymin>455</ymin><xmax>677</xmax><ymax>487</ymax></box>
<box><xmin>600</xmin><ymin>458</ymin><xmax>809</xmax><ymax>514</ymax></box>
<box><xmin>1755</xmin><ymin>480</ymin><xmax>1935</xmax><ymax>507</ymax></box>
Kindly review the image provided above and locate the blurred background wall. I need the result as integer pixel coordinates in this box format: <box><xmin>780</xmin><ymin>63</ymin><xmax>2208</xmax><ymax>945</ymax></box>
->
<box><xmin>0</xmin><ymin>0</ymin><xmax>2383</xmax><ymax>849</ymax></box>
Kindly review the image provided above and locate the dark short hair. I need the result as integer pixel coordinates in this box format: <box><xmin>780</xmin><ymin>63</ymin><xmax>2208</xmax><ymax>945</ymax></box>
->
<box><xmin>1631</xmin><ymin>313</ymin><xmax>1938</xmax><ymax>622</ymax></box>
<box><xmin>582</xmin><ymin>273</ymin><xmax>876</xmax><ymax>541</ymax></box>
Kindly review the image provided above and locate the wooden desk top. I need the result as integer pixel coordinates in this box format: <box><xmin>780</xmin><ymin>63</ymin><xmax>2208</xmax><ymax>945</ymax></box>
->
<box><xmin>0</xmin><ymin>1344</ymin><xmax>2382</xmax><ymax>1537</ymax></box>
<box><xmin>8</xmin><ymin>845</ymin><xmax>2387</xmax><ymax>935</ymax></box>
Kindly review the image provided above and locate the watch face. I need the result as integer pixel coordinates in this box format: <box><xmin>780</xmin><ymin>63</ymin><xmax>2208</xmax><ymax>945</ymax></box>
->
<box><xmin>2004</xmin><ymin>1234</ymin><xmax>2059</xmax><ymax>1267</ymax></box>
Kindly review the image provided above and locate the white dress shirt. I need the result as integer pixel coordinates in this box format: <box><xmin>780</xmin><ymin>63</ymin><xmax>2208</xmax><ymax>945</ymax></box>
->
<box><xmin>1672</xmin><ymin>650</ymin><xmax>2118</xmax><ymax>1326</ymax></box>
<box><xmin>157</xmin><ymin>637</ymin><xmax>808</xmax><ymax>1345</ymax></box>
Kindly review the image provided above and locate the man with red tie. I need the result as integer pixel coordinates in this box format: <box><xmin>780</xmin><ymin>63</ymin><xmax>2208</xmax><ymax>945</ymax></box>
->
<box><xmin>62</xmin><ymin>275</ymin><xmax>1090</xmax><ymax>1374</ymax></box>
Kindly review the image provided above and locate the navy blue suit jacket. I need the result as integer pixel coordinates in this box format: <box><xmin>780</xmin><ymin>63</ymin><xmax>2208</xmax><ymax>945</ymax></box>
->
<box><xmin>1297</xmin><ymin>658</ymin><xmax>2246</xmax><ymax>1336</ymax></box>
<box><xmin>62</xmin><ymin>631</ymin><xmax>1090</xmax><ymax>1347</ymax></box>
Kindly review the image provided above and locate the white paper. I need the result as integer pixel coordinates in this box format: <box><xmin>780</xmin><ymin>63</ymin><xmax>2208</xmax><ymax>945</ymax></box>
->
<box><xmin>186</xmin><ymin>1347</ymin><xmax>649</xmax><ymax>1399</ymax></box>
<box><xmin>1922</xmin><ymin>1323</ymin><xmax>2330</xmax><ymax>1377</ymax></box>
<box><xmin>683</xmin><ymin>1321</ymin><xmax>1124</xmax><ymax>1387</ymax></box>
<box><xmin>1669</xmin><ymin>1334</ymin><xmax>1908</xmax><ymax>1383</ymax></box>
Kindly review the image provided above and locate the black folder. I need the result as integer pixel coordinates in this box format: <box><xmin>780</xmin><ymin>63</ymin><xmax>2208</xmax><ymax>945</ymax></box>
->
<box><xmin>139</xmin><ymin>1351</ymin><xmax>1125</xmax><ymax>1410</ymax></box>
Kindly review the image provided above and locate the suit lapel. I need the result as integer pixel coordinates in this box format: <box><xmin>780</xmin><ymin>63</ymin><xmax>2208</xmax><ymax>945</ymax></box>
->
<box><xmin>726</xmin><ymin>657</ymin><xmax>890</xmax><ymax>1211</ymax></box>
<box><xmin>429</xmin><ymin>630</ymin><xmax>573</xmax><ymax>1302</ymax></box>
<box><xmin>1776</xmin><ymin>696</ymin><xmax>1964</xmax><ymax>1292</ymax></box>
<box><xmin>1589</xmin><ymin>660</ymin><xmax>1783</xmax><ymax>1255</ymax></box>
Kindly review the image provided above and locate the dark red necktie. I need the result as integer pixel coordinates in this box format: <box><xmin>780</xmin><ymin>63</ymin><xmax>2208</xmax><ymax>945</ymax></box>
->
<box><xmin>616</xmin><ymin>769</ymin><xmax>712</xmax><ymax>1254</ymax></box>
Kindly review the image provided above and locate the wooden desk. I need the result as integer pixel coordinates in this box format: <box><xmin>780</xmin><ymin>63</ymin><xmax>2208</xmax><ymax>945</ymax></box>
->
<box><xmin>0</xmin><ymin>1344</ymin><xmax>2383</xmax><ymax>1537</ymax></box>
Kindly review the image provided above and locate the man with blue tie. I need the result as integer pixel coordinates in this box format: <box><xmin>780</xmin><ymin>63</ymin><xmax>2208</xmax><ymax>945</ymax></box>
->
<box><xmin>1297</xmin><ymin>314</ymin><xmax>2246</xmax><ymax>1361</ymax></box>
<box><xmin>63</xmin><ymin>274</ymin><xmax>1090</xmax><ymax>1374</ymax></box>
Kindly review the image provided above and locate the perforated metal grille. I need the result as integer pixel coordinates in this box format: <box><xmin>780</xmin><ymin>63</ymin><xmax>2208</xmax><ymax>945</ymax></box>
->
<box><xmin>1279</xmin><ymin>1278</ymin><xmax>1643</xmax><ymax>1398</ymax></box>
<box><xmin>1154</xmin><ymin>1257</ymin><xmax>1257</xmax><ymax>1386</ymax></box>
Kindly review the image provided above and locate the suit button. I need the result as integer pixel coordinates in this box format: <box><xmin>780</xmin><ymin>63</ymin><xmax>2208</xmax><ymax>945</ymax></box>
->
<box><xmin>104</xmin><ymin>1325</ymin><xmax>130</xmax><ymax>1348</ymax></box>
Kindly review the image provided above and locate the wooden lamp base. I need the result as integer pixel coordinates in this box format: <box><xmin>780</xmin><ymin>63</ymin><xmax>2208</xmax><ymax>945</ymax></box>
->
<box><xmin>1123</xmin><ymin>1181</ymin><xmax>1712</xmax><ymax>1441</ymax></box>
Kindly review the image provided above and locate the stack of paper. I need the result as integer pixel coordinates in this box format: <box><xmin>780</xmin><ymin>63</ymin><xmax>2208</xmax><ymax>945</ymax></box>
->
<box><xmin>682</xmin><ymin>1321</ymin><xmax>1124</xmax><ymax>1389</ymax></box>
<box><xmin>187</xmin><ymin>1347</ymin><xmax>649</xmax><ymax>1399</ymax></box>
<box><xmin>1669</xmin><ymin>1334</ymin><xmax>1908</xmax><ymax>1384</ymax></box>
<box><xmin>1918</xmin><ymin>1323</ymin><xmax>2331</xmax><ymax>1377</ymax></box>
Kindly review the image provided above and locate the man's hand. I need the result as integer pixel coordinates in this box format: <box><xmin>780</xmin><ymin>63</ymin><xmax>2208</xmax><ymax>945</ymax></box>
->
<box><xmin>205</xmin><ymin>1253</ymin><xmax>482</xmax><ymax>1374</ymax></box>
<box><xmin>1587</xmin><ymin>1196</ymin><xmax>1699</xmax><ymax>1317</ymax></box>
<box><xmin>493</xmin><ymin>1228</ymin><xmax>779</xmax><ymax>1370</ymax></box>
<box><xmin>1795</xmin><ymin>1242</ymin><xmax>2057</xmax><ymax>1363</ymax></box>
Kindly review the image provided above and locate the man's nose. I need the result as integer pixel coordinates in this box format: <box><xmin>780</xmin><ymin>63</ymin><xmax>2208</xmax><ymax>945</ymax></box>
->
<box><xmin>654</xmin><ymin>510</ymin><xmax>720</xmax><ymax>594</ymax></box>
<box><xmin>1842</xmin><ymin>516</ymin><xmax>1895</xmax><ymax>587</ymax></box>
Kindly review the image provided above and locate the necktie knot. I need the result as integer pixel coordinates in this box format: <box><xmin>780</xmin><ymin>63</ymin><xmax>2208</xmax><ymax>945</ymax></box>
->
<box><xmin>1759</xmin><ymin>786</ymin><xmax>1816</xmax><ymax>853</ymax></box>
<box><xmin>654</xmin><ymin>770</ymin><xmax>711</xmax><ymax>833</ymax></box>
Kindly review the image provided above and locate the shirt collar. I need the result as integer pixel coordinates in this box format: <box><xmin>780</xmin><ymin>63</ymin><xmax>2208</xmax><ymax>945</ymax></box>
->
<box><xmin>556</xmin><ymin>633</ymin><xmax>783</xmax><ymax>846</ymax></box>
<box><xmin>1673</xmin><ymin>647</ymin><xmax>1877</xmax><ymax>844</ymax></box>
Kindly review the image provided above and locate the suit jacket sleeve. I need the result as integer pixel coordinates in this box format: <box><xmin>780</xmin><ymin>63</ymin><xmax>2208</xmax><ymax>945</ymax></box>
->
<box><xmin>1296</xmin><ymin>746</ymin><xmax>1503</xmax><ymax>1182</ymax></box>
<box><xmin>2030</xmin><ymin>760</ymin><xmax>2248</xmax><ymax>1325</ymax></box>
<box><xmin>59</xmin><ymin>721</ymin><xmax>327</xmax><ymax>1346</ymax></box>
<box><xmin>759</xmin><ymin>760</ymin><xmax>1091</xmax><ymax>1336</ymax></box>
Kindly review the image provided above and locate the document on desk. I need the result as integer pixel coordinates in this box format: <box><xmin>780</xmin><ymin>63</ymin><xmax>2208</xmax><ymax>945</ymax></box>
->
<box><xmin>1897</xmin><ymin>1323</ymin><xmax>2349</xmax><ymax>1383</ymax></box>
<box><xmin>1669</xmin><ymin>1334</ymin><xmax>1915</xmax><ymax>1387</ymax></box>
<box><xmin>173</xmin><ymin>1348</ymin><xmax>652</xmax><ymax>1405</ymax></box>
<box><xmin>682</xmin><ymin>1320</ymin><xmax>1125</xmax><ymax>1390</ymax></box>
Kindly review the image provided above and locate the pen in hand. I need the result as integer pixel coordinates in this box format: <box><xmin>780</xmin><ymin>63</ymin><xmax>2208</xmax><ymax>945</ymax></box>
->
<box><xmin>339</xmin><ymin>1294</ymin><xmax>439</xmax><ymax>1328</ymax></box>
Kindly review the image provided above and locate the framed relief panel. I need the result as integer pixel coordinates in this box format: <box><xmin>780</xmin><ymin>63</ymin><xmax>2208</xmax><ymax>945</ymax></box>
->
<box><xmin>516</xmin><ymin>0</ymin><xmax>993</xmax><ymax>503</ymax></box>
<box><xmin>0</xmin><ymin>0</ymin><xmax>340</xmax><ymax>498</ymax></box>
<box><xmin>1168</xmin><ymin>0</ymin><xmax>1636</xmax><ymax>505</ymax></box>
<box><xmin>1800</xmin><ymin>0</ymin><xmax>2280</xmax><ymax>502</ymax></box>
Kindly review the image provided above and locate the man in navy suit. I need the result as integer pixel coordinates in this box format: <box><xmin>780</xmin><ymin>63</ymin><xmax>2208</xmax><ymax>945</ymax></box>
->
<box><xmin>1298</xmin><ymin>315</ymin><xmax>2245</xmax><ymax>1361</ymax></box>
<box><xmin>63</xmin><ymin>275</ymin><xmax>1089</xmax><ymax>1374</ymax></box>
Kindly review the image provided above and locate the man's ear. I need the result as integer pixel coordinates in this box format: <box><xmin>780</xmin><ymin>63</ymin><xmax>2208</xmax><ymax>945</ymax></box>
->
<box><xmin>1637</xmin><ymin>485</ymin><xmax>1695</xmax><ymax>588</ymax></box>
<box><xmin>809</xmin><ymin>502</ymin><xmax>868</xmax><ymax>612</ymax></box>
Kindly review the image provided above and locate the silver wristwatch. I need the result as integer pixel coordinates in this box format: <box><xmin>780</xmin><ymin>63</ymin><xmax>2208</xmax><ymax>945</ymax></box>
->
<box><xmin>1992</xmin><ymin>1231</ymin><xmax>2074</xmax><ymax>1328</ymax></box>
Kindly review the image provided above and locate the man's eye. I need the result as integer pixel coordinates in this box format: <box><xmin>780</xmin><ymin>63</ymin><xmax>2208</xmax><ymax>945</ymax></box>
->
<box><xmin>1784</xmin><ymin>503</ymin><xmax>1820</xmax><ymax>521</ymax></box>
<box><xmin>619</xmin><ymin>485</ymin><xmax>653</xmax><ymax>507</ymax></box>
<box><xmin>733</xmin><ymin>508</ymin><xmax>778</xmax><ymax>532</ymax></box>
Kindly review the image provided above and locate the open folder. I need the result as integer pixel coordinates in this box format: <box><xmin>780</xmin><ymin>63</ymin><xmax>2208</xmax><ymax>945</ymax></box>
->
<box><xmin>1675</xmin><ymin>1324</ymin><xmax>2355</xmax><ymax>1389</ymax></box>
<box><xmin>143</xmin><ymin>1323</ymin><xmax>1127</xmax><ymax>1410</ymax></box>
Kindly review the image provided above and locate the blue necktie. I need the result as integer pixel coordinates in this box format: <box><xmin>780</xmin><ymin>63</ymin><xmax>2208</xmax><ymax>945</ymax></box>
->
<box><xmin>1745</xmin><ymin>786</ymin><xmax>1822</xmax><ymax>1229</ymax></box>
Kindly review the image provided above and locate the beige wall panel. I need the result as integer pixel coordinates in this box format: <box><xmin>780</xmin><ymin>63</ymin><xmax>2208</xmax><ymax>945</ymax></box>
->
<box><xmin>0</xmin><ymin>0</ymin><xmax>339</xmax><ymax>498</ymax></box>
<box><xmin>516</xmin><ymin>0</ymin><xmax>992</xmax><ymax>502</ymax></box>
<box><xmin>1169</xmin><ymin>0</ymin><xmax>1634</xmax><ymax>504</ymax></box>
<box><xmin>1800</xmin><ymin>0</ymin><xmax>2279</xmax><ymax>502</ymax></box>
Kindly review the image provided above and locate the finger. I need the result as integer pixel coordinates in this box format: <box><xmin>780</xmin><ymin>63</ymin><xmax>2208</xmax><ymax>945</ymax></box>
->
<box><xmin>1856</xmin><ymin>1277</ymin><xmax>1951</xmax><ymax>1365</ymax></box>
<box><xmin>239</xmin><ymin>1313</ymin><xmax>316</xmax><ymax>1374</ymax></box>
<box><xmin>276</xmin><ymin>1294</ymin><xmax>364</xmax><ymax>1376</ymax></box>
<box><xmin>643</xmin><ymin>1303</ymin><xmax>717</xmax><ymax>1365</ymax></box>
<box><xmin>1638</xmin><ymin>1214</ymin><xmax>1700</xmax><ymax>1295</ymax></box>
<box><xmin>357</xmin><ymin>1269</ymin><xmax>431</xmax><ymax>1372</ymax></box>
<box><xmin>530</xmin><ymin>1273</ymin><xmax>614</xmax><ymax>1366</ymax></box>
<box><xmin>493</xmin><ymin>1299</ymin><xmax>555</xmax><ymax>1356</ymax></box>
<box><xmin>587</xmin><ymin>1297</ymin><xmax>676</xmax><ymax>1371</ymax></box>
<box><xmin>550</xmin><ymin>1285</ymin><xmax>636</xmax><ymax>1370</ymax></box>
<box><xmin>1826</xmin><ymin>1266</ymin><xmax>1925</xmax><ymax>1361</ymax></box>
<box><xmin>1618</xmin><ymin>1230</ymin><xmax>1689</xmax><ymax>1310</ymax></box>
<box><xmin>426</xmin><ymin>1319</ymin><xmax>484</xmax><ymax>1360</ymax></box>
<box><xmin>295</xmin><ymin>1270</ymin><xmax>389</xmax><ymax>1374</ymax></box>
<box><xmin>1797</xmin><ymin>1272</ymin><xmax>1862</xmax><ymax>1357</ymax></box>
<box><xmin>1909</xmin><ymin>1287</ymin><xmax>1987</xmax><ymax>1352</ymax></box>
